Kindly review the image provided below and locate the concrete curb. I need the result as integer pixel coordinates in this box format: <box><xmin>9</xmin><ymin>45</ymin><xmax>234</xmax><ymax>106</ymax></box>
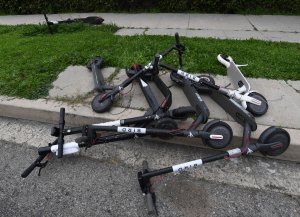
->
<box><xmin>0</xmin><ymin>95</ymin><xmax>299</xmax><ymax>162</ymax></box>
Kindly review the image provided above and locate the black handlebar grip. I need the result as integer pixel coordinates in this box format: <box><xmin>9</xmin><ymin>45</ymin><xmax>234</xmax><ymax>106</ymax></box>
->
<box><xmin>153</xmin><ymin>54</ymin><xmax>160</xmax><ymax>70</ymax></box>
<box><xmin>174</xmin><ymin>33</ymin><xmax>184</xmax><ymax>67</ymax></box>
<box><xmin>145</xmin><ymin>193</ymin><xmax>157</xmax><ymax>215</ymax></box>
<box><xmin>172</xmin><ymin>106</ymin><xmax>196</xmax><ymax>117</ymax></box>
<box><xmin>220</xmin><ymin>54</ymin><xmax>229</xmax><ymax>62</ymax></box>
<box><xmin>175</xmin><ymin>32</ymin><xmax>180</xmax><ymax>45</ymax></box>
<box><xmin>57</xmin><ymin>108</ymin><xmax>65</xmax><ymax>158</ymax></box>
<box><xmin>21</xmin><ymin>155</ymin><xmax>45</xmax><ymax>178</ymax></box>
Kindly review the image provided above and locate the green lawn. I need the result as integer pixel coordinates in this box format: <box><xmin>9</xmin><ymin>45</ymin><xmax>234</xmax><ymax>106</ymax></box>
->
<box><xmin>0</xmin><ymin>23</ymin><xmax>299</xmax><ymax>99</ymax></box>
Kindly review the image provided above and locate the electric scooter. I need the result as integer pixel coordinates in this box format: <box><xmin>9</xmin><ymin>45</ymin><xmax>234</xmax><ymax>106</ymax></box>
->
<box><xmin>138</xmin><ymin>122</ymin><xmax>290</xmax><ymax>215</ymax></box>
<box><xmin>158</xmin><ymin>33</ymin><xmax>268</xmax><ymax>117</ymax></box>
<box><xmin>21</xmin><ymin>107</ymin><xmax>232</xmax><ymax>178</ymax></box>
<box><xmin>44</xmin><ymin>13</ymin><xmax>104</xmax><ymax>34</ymax></box>
<box><xmin>89</xmin><ymin>35</ymin><xmax>185</xmax><ymax>114</ymax></box>
<box><xmin>217</xmin><ymin>54</ymin><xmax>268</xmax><ymax>116</ymax></box>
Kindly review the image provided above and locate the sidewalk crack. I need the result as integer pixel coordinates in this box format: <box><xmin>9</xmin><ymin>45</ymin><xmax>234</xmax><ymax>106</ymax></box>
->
<box><xmin>246</xmin><ymin>17</ymin><xmax>258</xmax><ymax>31</ymax></box>
<box><xmin>285</xmin><ymin>80</ymin><xmax>300</xmax><ymax>94</ymax></box>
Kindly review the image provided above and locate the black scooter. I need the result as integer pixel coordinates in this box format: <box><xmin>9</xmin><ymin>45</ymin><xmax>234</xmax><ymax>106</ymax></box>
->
<box><xmin>21</xmin><ymin>106</ymin><xmax>232</xmax><ymax>178</ymax></box>
<box><xmin>44</xmin><ymin>13</ymin><xmax>104</xmax><ymax>34</ymax></box>
<box><xmin>88</xmin><ymin>34</ymin><xmax>186</xmax><ymax>114</ymax></box>
<box><xmin>138</xmin><ymin>122</ymin><xmax>290</xmax><ymax>215</ymax></box>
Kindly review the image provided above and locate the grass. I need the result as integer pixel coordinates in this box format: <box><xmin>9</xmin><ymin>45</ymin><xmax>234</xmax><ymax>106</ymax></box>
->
<box><xmin>0</xmin><ymin>23</ymin><xmax>299</xmax><ymax>99</ymax></box>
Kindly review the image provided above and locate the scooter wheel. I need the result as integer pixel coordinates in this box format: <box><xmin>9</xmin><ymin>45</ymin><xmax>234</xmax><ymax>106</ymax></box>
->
<box><xmin>258</xmin><ymin>127</ymin><xmax>290</xmax><ymax>156</ymax></box>
<box><xmin>198</xmin><ymin>75</ymin><xmax>215</xmax><ymax>85</ymax></box>
<box><xmin>154</xmin><ymin>118</ymin><xmax>178</xmax><ymax>140</ymax></box>
<box><xmin>202</xmin><ymin>120</ymin><xmax>233</xmax><ymax>149</ymax></box>
<box><xmin>246</xmin><ymin>92</ymin><xmax>268</xmax><ymax>116</ymax></box>
<box><xmin>91</xmin><ymin>93</ymin><xmax>113</xmax><ymax>113</ymax></box>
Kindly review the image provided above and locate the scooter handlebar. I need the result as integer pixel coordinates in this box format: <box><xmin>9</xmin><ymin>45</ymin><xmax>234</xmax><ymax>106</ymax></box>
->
<box><xmin>21</xmin><ymin>154</ymin><xmax>47</xmax><ymax>178</ymax></box>
<box><xmin>57</xmin><ymin>108</ymin><xmax>65</xmax><ymax>158</ymax></box>
<box><xmin>217</xmin><ymin>54</ymin><xmax>231</xmax><ymax>68</ymax></box>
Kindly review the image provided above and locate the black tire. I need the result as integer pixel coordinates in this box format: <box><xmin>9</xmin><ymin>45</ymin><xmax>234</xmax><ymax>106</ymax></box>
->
<box><xmin>258</xmin><ymin>127</ymin><xmax>290</xmax><ymax>156</ymax></box>
<box><xmin>197</xmin><ymin>75</ymin><xmax>215</xmax><ymax>85</ymax></box>
<box><xmin>246</xmin><ymin>92</ymin><xmax>268</xmax><ymax>116</ymax></box>
<box><xmin>154</xmin><ymin>117</ymin><xmax>178</xmax><ymax>140</ymax></box>
<box><xmin>202</xmin><ymin>120</ymin><xmax>233</xmax><ymax>149</ymax></box>
<box><xmin>91</xmin><ymin>93</ymin><xmax>113</xmax><ymax>113</ymax></box>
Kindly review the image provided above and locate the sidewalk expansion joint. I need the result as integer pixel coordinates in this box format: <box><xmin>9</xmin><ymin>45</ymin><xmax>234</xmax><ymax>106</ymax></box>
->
<box><xmin>246</xmin><ymin>17</ymin><xmax>258</xmax><ymax>31</ymax></box>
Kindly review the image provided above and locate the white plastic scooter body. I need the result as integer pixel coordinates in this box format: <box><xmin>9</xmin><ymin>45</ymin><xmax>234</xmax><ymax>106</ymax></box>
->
<box><xmin>217</xmin><ymin>54</ymin><xmax>261</xmax><ymax>109</ymax></box>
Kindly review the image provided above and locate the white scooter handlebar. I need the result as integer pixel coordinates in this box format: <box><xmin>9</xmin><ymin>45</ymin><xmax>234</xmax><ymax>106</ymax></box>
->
<box><xmin>217</xmin><ymin>54</ymin><xmax>233</xmax><ymax>68</ymax></box>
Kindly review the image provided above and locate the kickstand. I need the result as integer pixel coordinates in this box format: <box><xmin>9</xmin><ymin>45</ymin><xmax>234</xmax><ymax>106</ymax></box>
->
<box><xmin>37</xmin><ymin>161</ymin><xmax>49</xmax><ymax>176</ymax></box>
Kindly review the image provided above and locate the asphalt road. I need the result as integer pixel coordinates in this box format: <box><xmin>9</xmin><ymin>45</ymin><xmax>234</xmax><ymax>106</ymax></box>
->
<box><xmin>1</xmin><ymin>140</ymin><xmax>299</xmax><ymax>217</ymax></box>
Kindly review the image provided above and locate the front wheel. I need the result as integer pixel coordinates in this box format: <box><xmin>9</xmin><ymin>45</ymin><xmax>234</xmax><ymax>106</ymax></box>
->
<box><xmin>202</xmin><ymin>120</ymin><xmax>233</xmax><ymax>149</ymax></box>
<box><xmin>246</xmin><ymin>92</ymin><xmax>268</xmax><ymax>116</ymax></box>
<box><xmin>91</xmin><ymin>93</ymin><xmax>113</xmax><ymax>113</ymax></box>
<box><xmin>258</xmin><ymin>127</ymin><xmax>290</xmax><ymax>156</ymax></box>
<box><xmin>198</xmin><ymin>75</ymin><xmax>215</xmax><ymax>85</ymax></box>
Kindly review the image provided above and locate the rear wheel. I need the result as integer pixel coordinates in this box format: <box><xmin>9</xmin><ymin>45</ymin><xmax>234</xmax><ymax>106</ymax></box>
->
<box><xmin>246</xmin><ymin>92</ymin><xmax>268</xmax><ymax>116</ymax></box>
<box><xmin>202</xmin><ymin>120</ymin><xmax>233</xmax><ymax>149</ymax></box>
<box><xmin>91</xmin><ymin>93</ymin><xmax>113</xmax><ymax>113</ymax></box>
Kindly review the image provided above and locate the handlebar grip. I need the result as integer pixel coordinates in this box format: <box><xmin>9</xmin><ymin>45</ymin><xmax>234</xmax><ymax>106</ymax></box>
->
<box><xmin>175</xmin><ymin>32</ymin><xmax>180</xmax><ymax>45</ymax></box>
<box><xmin>175</xmin><ymin>32</ymin><xmax>184</xmax><ymax>68</ymax></box>
<box><xmin>59</xmin><ymin>108</ymin><xmax>65</xmax><ymax>124</ymax></box>
<box><xmin>172</xmin><ymin>106</ymin><xmax>196</xmax><ymax>117</ymax></box>
<box><xmin>57</xmin><ymin>108</ymin><xmax>65</xmax><ymax>158</ymax></box>
<box><xmin>153</xmin><ymin>54</ymin><xmax>160</xmax><ymax>70</ymax></box>
<box><xmin>21</xmin><ymin>155</ymin><xmax>45</xmax><ymax>178</ymax></box>
<box><xmin>145</xmin><ymin>193</ymin><xmax>157</xmax><ymax>215</ymax></box>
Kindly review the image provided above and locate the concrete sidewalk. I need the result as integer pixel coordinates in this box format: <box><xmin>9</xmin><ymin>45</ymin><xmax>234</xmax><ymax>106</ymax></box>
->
<box><xmin>0</xmin><ymin>13</ymin><xmax>299</xmax><ymax>42</ymax></box>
